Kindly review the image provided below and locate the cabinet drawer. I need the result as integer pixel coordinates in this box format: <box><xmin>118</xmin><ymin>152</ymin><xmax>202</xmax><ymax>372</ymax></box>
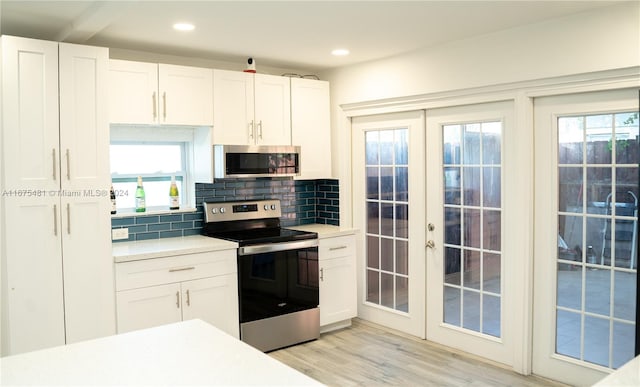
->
<box><xmin>115</xmin><ymin>250</ymin><xmax>237</xmax><ymax>291</ymax></box>
<box><xmin>319</xmin><ymin>235</ymin><xmax>356</xmax><ymax>260</ymax></box>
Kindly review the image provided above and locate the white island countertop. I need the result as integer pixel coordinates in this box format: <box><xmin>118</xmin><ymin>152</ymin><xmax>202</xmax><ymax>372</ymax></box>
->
<box><xmin>0</xmin><ymin>319</ymin><xmax>323</xmax><ymax>386</ymax></box>
<box><xmin>594</xmin><ymin>354</ymin><xmax>640</xmax><ymax>386</ymax></box>
<box><xmin>113</xmin><ymin>235</ymin><xmax>238</xmax><ymax>263</ymax></box>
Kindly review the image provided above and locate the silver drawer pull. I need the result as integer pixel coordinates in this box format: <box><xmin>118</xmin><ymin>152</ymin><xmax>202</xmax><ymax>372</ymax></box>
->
<box><xmin>329</xmin><ymin>246</ymin><xmax>348</xmax><ymax>251</ymax></box>
<box><xmin>169</xmin><ymin>267</ymin><xmax>195</xmax><ymax>273</ymax></box>
<box><xmin>66</xmin><ymin>149</ymin><xmax>71</xmax><ymax>180</ymax></box>
<box><xmin>52</xmin><ymin>149</ymin><xmax>57</xmax><ymax>180</ymax></box>
<box><xmin>152</xmin><ymin>91</ymin><xmax>157</xmax><ymax>120</ymax></box>
<box><xmin>53</xmin><ymin>205</ymin><xmax>58</xmax><ymax>236</ymax></box>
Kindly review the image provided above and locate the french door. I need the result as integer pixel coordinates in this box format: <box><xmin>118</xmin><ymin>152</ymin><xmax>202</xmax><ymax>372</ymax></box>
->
<box><xmin>352</xmin><ymin>111</ymin><xmax>426</xmax><ymax>338</ymax></box>
<box><xmin>425</xmin><ymin>101</ymin><xmax>518</xmax><ymax>366</ymax></box>
<box><xmin>533</xmin><ymin>89</ymin><xmax>639</xmax><ymax>386</ymax></box>
<box><xmin>352</xmin><ymin>103</ymin><xmax>519</xmax><ymax>367</ymax></box>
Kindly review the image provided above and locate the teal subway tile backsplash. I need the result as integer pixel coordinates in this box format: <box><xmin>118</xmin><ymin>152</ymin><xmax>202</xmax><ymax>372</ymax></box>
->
<box><xmin>112</xmin><ymin>178</ymin><xmax>339</xmax><ymax>242</ymax></box>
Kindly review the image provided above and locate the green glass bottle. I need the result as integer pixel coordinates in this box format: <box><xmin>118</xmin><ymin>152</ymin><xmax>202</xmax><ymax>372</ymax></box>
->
<box><xmin>169</xmin><ymin>176</ymin><xmax>179</xmax><ymax>210</ymax></box>
<box><xmin>135</xmin><ymin>176</ymin><xmax>146</xmax><ymax>212</ymax></box>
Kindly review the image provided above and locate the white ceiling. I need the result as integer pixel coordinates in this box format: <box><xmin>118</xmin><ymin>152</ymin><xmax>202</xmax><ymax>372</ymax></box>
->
<box><xmin>0</xmin><ymin>1</ymin><xmax>625</xmax><ymax>71</ymax></box>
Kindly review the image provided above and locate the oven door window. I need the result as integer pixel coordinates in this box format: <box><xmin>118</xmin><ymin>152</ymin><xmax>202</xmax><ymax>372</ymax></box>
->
<box><xmin>250</xmin><ymin>253</ymin><xmax>276</xmax><ymax>281</ymax></box>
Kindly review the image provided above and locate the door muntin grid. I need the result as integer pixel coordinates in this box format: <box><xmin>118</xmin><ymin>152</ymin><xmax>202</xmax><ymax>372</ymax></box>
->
<box><xmin>556</xmin><ymin>111</ymin><xmax>638</xmax><ymax>369</ymax></box>
<box><xmin>365</xmin><ymin>129</ymin><xmax>410</xmax><ymax>312</ymax></box>
<box><xmin>443</xmin><ymin>121</ymin><xmax>502</xmax><ymax>338</ymax></box>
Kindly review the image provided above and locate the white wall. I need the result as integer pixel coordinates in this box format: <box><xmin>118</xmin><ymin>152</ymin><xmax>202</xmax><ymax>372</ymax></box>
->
<box><xmin>321</xmin><ymin>1</ymin><xmax>640</xmax><ymax>185</ymax></box>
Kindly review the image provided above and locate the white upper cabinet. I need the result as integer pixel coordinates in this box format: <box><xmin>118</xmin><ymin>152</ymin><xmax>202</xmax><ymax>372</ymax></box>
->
<box><xmin>253</xmin><ymin>73</ymin><xmax>291</xmax><ymax>145</ymax></box>
<box><xmin>213</xmin><ymin>69</ymin><xmax>291</xmax><ymax>145</ymax></box>
<box><xmin>212</xmin><ymin>70</ymin><xmax>254</xmax><ymax>144</ymax></box>
<box><xmin>291</xmin><ymin>78</ymin><xmax>332</xmax><ymax>179</ymax></box>
<box><xmin>108</xmin><ymin>60</ymin><xmax>158</xmax><ymax>125</ymax></box>
<box><xmin>159</xmin><ymin>64</ymin><xmax>213</xmax><ymax>126</ymax></box>
<box><xmin>109</xmin><ymin>60</ymin><xmax>213</xmax><ymax>126</ymax></box>
<box><xmin>1</xmin><ymin>36</ymin><xmax>60</xmax><ymax>192</ymax></box>
<box><xmin>1</xmin><ymin>36</ymin><xmax>114</xmax><ymax>355</ymax></box>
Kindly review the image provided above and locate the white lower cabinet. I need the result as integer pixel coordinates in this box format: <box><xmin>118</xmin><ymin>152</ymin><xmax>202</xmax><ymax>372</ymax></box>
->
<box><xmin>115</xmin><ymin>250</ymin><xmax>239</xmax><ymax>339</ymax></box>
<box><xmin>117</xmin><ymin>283</ymin><xmax>183</xmax><ymax>332</ymax></box>
<box><xmin>319</xmin><ymin>234</ymin><xmax>357</xmax><ymax>330</ymax></box>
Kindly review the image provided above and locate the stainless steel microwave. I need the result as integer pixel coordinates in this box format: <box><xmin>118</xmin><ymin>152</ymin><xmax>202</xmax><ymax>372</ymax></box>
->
<box><xmin>213</xmin><ymin>145</ymin><xmax>301</xmax><ymax>178</ymax></box>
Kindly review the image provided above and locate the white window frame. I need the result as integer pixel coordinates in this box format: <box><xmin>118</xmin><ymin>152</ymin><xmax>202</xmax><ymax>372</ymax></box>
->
<box><xmin>110</xmin><ymin>125</ymin><xmax>198</xmax><ymax>213</ymax></box>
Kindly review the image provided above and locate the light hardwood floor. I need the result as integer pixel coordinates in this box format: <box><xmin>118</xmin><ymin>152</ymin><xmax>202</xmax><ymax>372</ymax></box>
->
<box><xmin>270</xmin><ymin>319</ymin><xmax>567</xmax><ymax>386</ymax></box>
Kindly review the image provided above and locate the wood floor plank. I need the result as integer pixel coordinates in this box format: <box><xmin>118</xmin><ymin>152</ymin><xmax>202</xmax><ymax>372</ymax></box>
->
<box><xmin>270</xmin><ymin>319</ymin><xmax>567</xmax><ymax>386</ymax></box>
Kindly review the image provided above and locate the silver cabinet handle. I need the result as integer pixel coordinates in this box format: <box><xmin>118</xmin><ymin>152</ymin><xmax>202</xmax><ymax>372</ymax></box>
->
<box><xmin>320</xmin><ymin>268</ymin><xmax>324</xmax><ymax>282</ymax></box>
<box><xmin>176</xmin><ymin>291</ymin><xmax>180</xmax><ymax>308</ymax></box>
<box><xmin>65</xmin><ymin>149</ymin><xmax>70</xmax><ymax>180</ymax></box>
<box><xmin>152</xmin><ymin>92</ymin><xmax>157</xmax><ymax>120</ymax></box>
<box><xmin>169</xmin><ymin>267</ymin><xmax>195</xmax><ymax>273</ymax></box>
<box><xmin>53</xmin><ymin>205</ymin><xmax>58</xmax><ymax>236</ymax></box>
<box><xmin>186</xmin><ymin>290</ymin><xmax>191</xmax><ymax>306</ymax></box>
<box><xmin>249</xmin><ymin>120</ymin><xmax>254</xmax><ymax>140</ymax></box>
<box><xmin>329</xmin><ymin>246</ymin><xmax>347</xmax><ymax>251</ymax></box>
<box><xmin>66</xmin><ymin>203</ymin><xmax>71</xmax><ymax>234</ymax></box>
<box><xmin>52</xmin><ymin>149</ymin><xmax>57</xmax><ymax>180</ymax></box>
<box><xmin>258</xmin><ymin>120</ymin><xmax>263</xmax><ymax>139</ymax></box>
<box><xmin>162</xmin><ymin>92</ymin><xmax>167</xmax><ymax>121</ymax></box>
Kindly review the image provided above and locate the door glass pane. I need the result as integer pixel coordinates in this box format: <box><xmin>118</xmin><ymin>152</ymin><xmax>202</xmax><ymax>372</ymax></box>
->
<box><xmin>442</xmin><ymin>121</ymin><xmax>502</xmax><ymax>338</ymax></box>
<box><xmin>556</xmin><ymin>111</ymin><xmax>638</xmax><ymax>369</ymax></box>
<box><xmin>365</xmin><ymin>128</ymin><xmax>410</xmax><ymax>313</ymax></box>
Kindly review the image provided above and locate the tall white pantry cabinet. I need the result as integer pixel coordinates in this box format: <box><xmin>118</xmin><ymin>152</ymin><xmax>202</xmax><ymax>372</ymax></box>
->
<box><xmin>0</xmin><ymin>35</ymin><xmax>115</xmax><ymax>356</ymax></box>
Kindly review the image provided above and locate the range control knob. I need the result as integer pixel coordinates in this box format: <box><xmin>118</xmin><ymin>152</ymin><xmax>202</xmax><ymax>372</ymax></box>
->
<box><xmin>271</xmin><ymin>204</ymin><xmax>277</xmax><ymax>210</ymax></box>
<box><xmin>211</xmin><ymin>208</ymin><xmax>218</xmax><ymax>214</ymax></box>
<box><xmin>219</xmin><ymin>207</ymin><xmax>226</xmax><ymax>214</ymax></box>
<box><xmin>264</xmin><ymin>205</ymin><xmax>269</xmax><ymax>211</ymax></box>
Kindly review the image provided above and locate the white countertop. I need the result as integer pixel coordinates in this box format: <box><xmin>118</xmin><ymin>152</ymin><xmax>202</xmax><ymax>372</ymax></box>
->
<box><xmin>112</xmin><ymin>225</ymin><xmax>357</xmax><ymax>263</ymax></box>
<box><xmin>113</xmin><ymin>235</ymin><xmax>238</xmax><ymax>263</ymax></box>
<box><xmin>288</xmin><ymin>224</ymin><xmax>357</xmax><ymax>239</ymax></box>
<box><xmin>594</xmin><ymin>355</ymin><xmax>640</xmax><ymax>386</ymax></box>
<box><xmin>0</xmin><ymin>319</ymin><xmax>323</xmax><ymax>386</ymax></box>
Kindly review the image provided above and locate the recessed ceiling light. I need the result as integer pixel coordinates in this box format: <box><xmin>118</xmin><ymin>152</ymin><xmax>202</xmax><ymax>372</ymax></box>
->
<box><xmin>331</xmin><ymin>48</ymin><xmax>350</xmax><ymax>56</ymax></box>
<box><xmin>173</xmin><ymin>23</ymin><xmax>195</xmax><ymax>31</ymax></box>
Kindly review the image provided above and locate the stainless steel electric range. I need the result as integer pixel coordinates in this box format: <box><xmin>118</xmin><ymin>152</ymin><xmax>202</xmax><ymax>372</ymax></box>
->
<box><xmin>202</xmin><ymin>199</ymin><xmax>319</xmax><ymax>352</ymax></box>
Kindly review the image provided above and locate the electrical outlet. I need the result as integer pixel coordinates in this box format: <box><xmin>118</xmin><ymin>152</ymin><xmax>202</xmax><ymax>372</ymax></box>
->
<box><xmin>112</xmin><ymin>228</ymin><xmax>129</xmax><ymax>240</ymax></box>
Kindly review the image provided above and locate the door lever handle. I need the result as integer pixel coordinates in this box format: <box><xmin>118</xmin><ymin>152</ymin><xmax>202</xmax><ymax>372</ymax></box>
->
<box><xmin>426</xmin><ymin>240</ymin><xmax>435</xmax><ymax>249</ymax></box>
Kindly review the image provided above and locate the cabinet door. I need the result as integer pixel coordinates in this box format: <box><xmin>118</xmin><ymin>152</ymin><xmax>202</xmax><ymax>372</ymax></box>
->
<box><xmin>291</xmin><ymin>78</ymin><xmax>332</xmax><ymax>179</ymax></box>
<box><xmin>59</xmin><ymin>43</ymin><xmax>115</xmax><ymax>344</ymax></box>
<box><xmin>320</xmin><ymin>257</ymin><xmax>358</xmax><ymax>326</ymax></box>
<box><xmin>159</xmin><ymin>64</ymin><xmax>213</xmax><ymax>126</ymax></box>
<box><xmin>254</xmin><ymin>73</ymin><xmax>291</xmax><ymax>145</ymax></box>
<box><xmin>116</xmin><ymin>283</ymin><xmax>182</xmax><ymax>334</ymax></box>
<box><xmin>1</xmin><ymin>36</ymin><xmax>60</xmax><ymax>192</ymax></box>
<box><xmin>1</xmin><ymin>36</ymin><xmax>65</xmax><ymax>356</ymax></box>
<box><xmin>213</xmin><ymin>69</ymin><xmax>254</xmax><ymax>145</ymax></box>
<box><xmin>319</xmin><ymin>235</ymin><xmax>357</xmax><ymax>326</ymax></box>
<box><xmin>181</xmin><ymin>275</ymin><xmax>240</xmax><ymax>339</ymax></box>
<box><xmin>2</xmin><ymin>197</ymin><xmax>65</xmax><ymax>355</ymax></box>
<box><xmin>108</xmin><ymin>59</ymin><xmax>158</xmax><ymax>124</ymax></box>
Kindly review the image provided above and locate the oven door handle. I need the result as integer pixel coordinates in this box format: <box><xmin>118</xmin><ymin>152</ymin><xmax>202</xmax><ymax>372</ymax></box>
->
<box><xmin>238</xmin><ymin>239</ymin><xmax>318</xmax><ymax>256</ymax></box>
